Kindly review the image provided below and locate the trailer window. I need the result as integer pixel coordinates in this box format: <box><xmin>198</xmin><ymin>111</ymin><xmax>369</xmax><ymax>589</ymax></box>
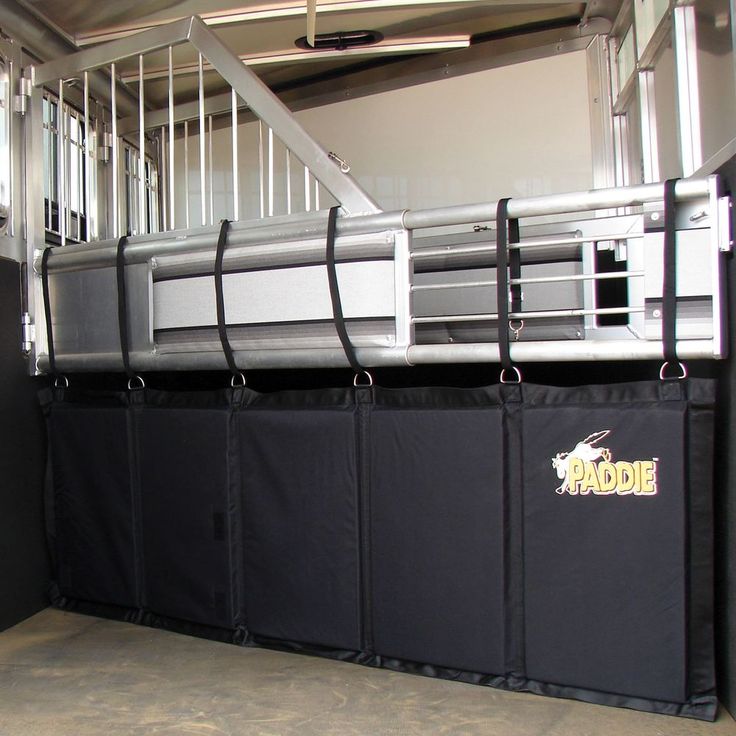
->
<box><xmin>42</xmin><ymin>93</ymin><xmax>87</xmax><ymax>243</ymax></box>
<box><xmin>0</xmin><ymin>60</ymin><xmax>9</xmax><ymax>230</ymax></box>
<box><xmin>122</xmin><ymin>142</ymin><xmax>160</xmax><ymax>236</ymax></box>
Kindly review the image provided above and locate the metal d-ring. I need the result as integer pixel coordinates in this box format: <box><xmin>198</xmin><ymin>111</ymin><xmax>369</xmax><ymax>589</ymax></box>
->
<box><xmin>230</xmin><ymin>372</ymin><xmax>247</xmax><ymax>388</ymax></box>
<box><xmin>53</xmin><ymin>375</ymin><xmax>70</xmax><ymax>389</ymax></box>
<box><xmin>353</xmin><ymin>370</ymin><xmax>374</xmax><ymax>387</ymax></box>
<box><xmin>127</xmin><ymin>375</ymin><xmax>146</xmax><ymax>391</ymax></box>
<box><xmin>500</xmin><ymin>366</ymin><xmax>522</xmax><ymax>384</ymax></box>
<box><xmin>659</xmin><ymin>361</ymin><xmax>687</xmax><ymax>381</ymax></box>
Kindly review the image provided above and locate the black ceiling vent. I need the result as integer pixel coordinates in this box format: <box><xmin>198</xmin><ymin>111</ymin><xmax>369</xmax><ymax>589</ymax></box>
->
<box><xmin>295</xmin><ymin>30</ymin><xmax>384</xmax><ymax>51</ymax></box>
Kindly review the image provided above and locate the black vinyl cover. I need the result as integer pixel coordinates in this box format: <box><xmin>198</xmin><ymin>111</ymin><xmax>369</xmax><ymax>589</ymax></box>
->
<box><xmin>40</xmin><ymin>378</ymin><xmax>717</xmax><ymax>720</ymax></box>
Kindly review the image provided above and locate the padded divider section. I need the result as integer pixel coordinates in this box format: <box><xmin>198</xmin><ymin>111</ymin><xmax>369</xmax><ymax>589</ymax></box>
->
<box><xmin>136</xmin><ymin>394</ymin><xmax>238</xmax><ymax>629</ymax></box>
<box><xmin>239</xmin><ymin>392</ymin><xmax>361</xmax><ymax>650</ymax></box>
<box><xmin>522</xmin><ymin>400</ymin><xmax>688</xmax><ymax>703</ymax></box>
<box><xmin>48</xmin><ymin>399</ymin><xmax>137</xmax><ymax>608</ymax></box>
<box><xmin>370</xmin><ymin>388</ymin><xmax>505</xmax><ymax>675</ymax></box>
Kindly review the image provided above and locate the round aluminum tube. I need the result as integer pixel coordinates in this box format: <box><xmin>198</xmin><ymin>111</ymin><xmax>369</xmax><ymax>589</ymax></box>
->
<box><xmin>37</xmin><ymin>346</ymin><xmax>413</xmax><ymax>373</ymax></box>
<box><xmin>36</xmin><ymin>178</ymin><xmax>714</xmax><ymax>275</ymax></box>
<box><xmin>36</xmin><ymin>339</ymin><xmax>717</xmax><ymax>373</ymax></box>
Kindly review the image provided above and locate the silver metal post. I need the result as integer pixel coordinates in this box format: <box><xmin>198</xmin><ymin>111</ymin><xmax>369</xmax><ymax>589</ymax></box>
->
<box><xmin>83</xmin><ymin>72</ymin><xmax>90</xmax><ymax>241</ymax></box>
<box><xmin>208</xmin><ymin>114</ymin><xmax>214</xmax><ymax>225</ymax></box>
<box><xmin>258</xmin><ymin>121</ymin><xmax>265</xmax><ymax>218</ymax></box>
<box><xmin>231</xmin><ymin>88</ymin><xmax>239</xmax><ymax>221</ymax></box>
<box><xmin>286</xmin><ymin>149</ymin><xmax>292</xmax><ymax>215</ymax></box>
<box><xmin>160</xmin><ymin>125</ymin><xmax>168</xmax><ymax>230</ymax></box>
<box><xmin>138</xmin><ymin>54</ymin><xmax>146</xmax><ymax>235</ymax></box>
<box><xmin>184</xmin><ymin>119</ymin><xmax>190</xmax><ymax>228</ymax></box>
<box><xmin>304</xmin><ymin>166</ymin><xmax>311</xmax><ymax>212</ymax></box>
<box><xmin>268</xmin><ymin>126</ymin><xmax>274</xmax><ymax>217</ymax></box>
<box><xmin>111</xmin><ymin>63</ymin><xmax>119</xmax><ymax>238</ymax></box>
<box><xmin>168</xmin><ymin>46</ymin><xmax>175</xmax><ymax>230</ymax></box>
<box><xmin>674</xmin><ymin>4</ymin><xmax>703</xmax><ymax>176</ymax></box>
<box><xmin>76</xmin><ymin>113</ymin><xmax>82</xmax><ymax>241</ymax></box>
<box><xmin>58</xmin><ymin>79</ymin><xmax>66</xmax><ymax>245</ymax></box>
<box><xmin>198</xmin><ymin>52</ymin><xmax>206</xmax><ymax>226</ymax></box>
<box><xmin>45</xmin><ymin>97</ymin><xmax>52</xmax><ymax>230</ymax></box>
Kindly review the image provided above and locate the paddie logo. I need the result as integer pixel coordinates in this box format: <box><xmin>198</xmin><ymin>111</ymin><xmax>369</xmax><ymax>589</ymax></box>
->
<box><xmin>551</xmin><ymin>430</ymin><xmax>658</xmax><ymax>496</ymax></box>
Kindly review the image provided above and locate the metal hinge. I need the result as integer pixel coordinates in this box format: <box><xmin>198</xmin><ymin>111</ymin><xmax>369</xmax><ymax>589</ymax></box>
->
<box><xmin>13</xmin><ymin>76</ymin><xmax>31</xmax><ymax>116</ymax></box>
<box><xmin>21</xmin><ymin>312</ymin><xmax>34</xmax><ymax>355</ymax></box>
<box><xmin>718</xmin><ymin>196</ymin><xmax>733</xmax><ymax>253</ymax></box>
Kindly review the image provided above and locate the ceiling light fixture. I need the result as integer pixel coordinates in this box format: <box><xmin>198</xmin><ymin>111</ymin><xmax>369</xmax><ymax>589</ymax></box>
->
<box><xmin>76</xmin><ymin>0</ymin><xmax>502</xmax><ymax>46</ymax></box>
<box><xmin>119</xmin><ymin>34</ymin><xmax>471</xmax><ymax>82</ymax></box>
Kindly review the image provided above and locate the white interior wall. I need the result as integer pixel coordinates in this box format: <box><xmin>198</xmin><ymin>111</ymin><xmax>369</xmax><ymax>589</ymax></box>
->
<box><xmin>173</xmin><ymin>50</ymin><xmax>594</xmax><ymax>227</ymax></box>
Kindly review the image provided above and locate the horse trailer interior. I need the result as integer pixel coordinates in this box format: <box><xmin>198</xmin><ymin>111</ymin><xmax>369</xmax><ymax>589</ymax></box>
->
<box><xmin>1</xmin><ymin>0</ymin><xmax>736</xmax><ymax>733</ymax></box>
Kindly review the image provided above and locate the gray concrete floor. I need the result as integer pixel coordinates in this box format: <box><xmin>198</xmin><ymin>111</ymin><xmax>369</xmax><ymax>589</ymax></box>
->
<box><xmin>0</xmin><ymin>609</ymin><xmax>734</xmax><ymax>736</ymax></box>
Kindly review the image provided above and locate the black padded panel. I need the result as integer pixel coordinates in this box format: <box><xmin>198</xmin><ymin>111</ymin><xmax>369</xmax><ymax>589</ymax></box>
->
<box><xmin>137</xmin><ymin>405</ymin><xmax>238</xmax><ymax>628</ymax></box>
<box><xmin>0</xmin><ymin>258</ymin><xmax>49</xmax><ymax>631</ymax></box>
<box><xmin>370</xmin><ymin>406</ymin><xmax>505</xmax><ymax>675</ymax></box>
<box><xmin>49</xmin><ymin>402</ymin><xmax>137</xmax><ymax>608</ymax></box>
<box><xmin>522</xmin><ymin>403</ymin><xmax>688</xmax><ymax>702</ymax></box>
<box><xmin>239</xmin><ymin>406</ymin><xmax>361</xmax><ymax>650</ymax></box>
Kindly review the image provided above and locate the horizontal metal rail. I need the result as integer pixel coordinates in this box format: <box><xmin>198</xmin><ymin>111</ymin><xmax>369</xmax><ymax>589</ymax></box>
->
<box><xmin>411</xmin><ymin>232</ymin><xmax>644</xmax><ymax>259</ymax></box>
<box><xmin>411</xmin><ymin>271</ymin><xmax>645</xmax><ymax>291</ymax></box>
<box><xmin>35</xmin><ymin>338</ymin><xmax>717</xmax><ymax>373</ymax></box>
<box><xmin>413</xmin><ymin>307</ymin><xmax>644</xmax><ymax>325</ymax></box>
<box><xmin>35</xmin><ymin>178</ymin><xmax>715</xmax><ymax>274</ymax></box>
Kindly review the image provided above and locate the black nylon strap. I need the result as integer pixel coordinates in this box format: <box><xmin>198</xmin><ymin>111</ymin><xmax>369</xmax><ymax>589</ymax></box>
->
<box><xmin>662</xmin><ymin>179</ymin><xmax>679</xmax><ymax>372</ymax></box>
<box><xmin>496</xmin><ymin>198</ymin><xmax>514</xmax><ymax>372</ymax></box>
<box><xmin>116</xmin><ymin>236</ymin><xmax>135</xmax><ymax>379</ymax></box>
<box><xmin>40</xmin><ymin>247</ymin><xmax>57</xmax><ymax>377</ymax></box>
<box><xmin>214</xmin><ymin>219</ymin><xmax>242</xmax><ymax>379</ymax></box>
<box><xmin>325</xmin><ymin>205</ymin><xmax>363</xmax><ymax>373</ymax></box>
<box><xmin>509</xmin><ymin>215</ymin><xmax>521</xmax><ymax>316</ymax></box>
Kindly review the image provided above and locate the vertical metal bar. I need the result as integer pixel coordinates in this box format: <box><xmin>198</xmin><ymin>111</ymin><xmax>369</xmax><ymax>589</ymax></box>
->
<box><xmin>258</xmin><ymin>121</ymin><xmax>265</xmax><ymax>218</ymax></box>
<box><xmin>314</xmin><ymin>179</ymin><xmax>320</xmax><ymax>210</ymax></box>
<box><xmin>304</xmin><ymin>165</ymin><xmax>311</xmax><ymax>212</ymax></box>
<box><xmin>83</xmin><ymin>72</ymin><xmax>91</xmax><ymax>241</ymax></box>
<box><xmin>268</xmin><ymin>126</ymin><xmax>274</xmax><ymax>217</ymax></box>
<box><xmin>138</xmin><ymin>54</ymin><xmax>146</xmax><ymax>235</ymax></box>
<box><xmin>208</xmin><ymin>114</ymin><xmax>214</xmax><ymax>225</ymax></box>
<box><xmin>231</xmin><ymin>88</ymin><xmax>239</xmax><ymax>221</ymax></box>
<box><xmin>674</xmin><ymin>4</ymin><xmax>703</xmax><ymax>176</ymax></box>
<box><xmin>111</xmin><ymin>63</ymin><xmax>119</xmax><ymax>238</ymax></box>
<box><xmin>45</xmin><ymin>97</ymin><xmax>52</xmax><ymax>230</ymax></box>
<box><xmin>160</xmin><ymin>125</ymin><xmax>167</xmax><ymax>230</ymax></box>
<box><xmin>168</xmin><ymin>45</ymin><xmax>175</xmax><ymax>230</ymax></box>
<box><xmin>638</xmin><ymin>70</ymin><xmax>659</xmax><ymax>183</ymax></box>
<box><xmin>58</xmin><ymin>79</ymin><xmax>66</xmax><ymax>245</ymax></box>
<box><xmin>184</xmin><ymin>119</ymin><xmax>190</xmax><ymax>228</ymax></box>
<box><xmin>286</xmin><ymin>148</ymin><xmax>292</xmax><ymax>215</ymax></box>
<box><xmin>76</xmin><ymin>114</ymin><xmax>83</xmax><ymax>241</ymax></box>
<box><xmin>198</xmin><ymin>52</ymin><xmax>206</xmax><ymax>226</ymax></box>
<box><xmin>7</xmin><ymin>60</ymin><xmax>14</xmax><ymax>238</ymax></box>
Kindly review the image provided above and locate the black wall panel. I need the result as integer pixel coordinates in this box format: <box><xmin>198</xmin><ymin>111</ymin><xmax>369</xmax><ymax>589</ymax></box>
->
<box><xmin>239</xmin><ymin>403</ymin><xmax>361</xmax><ymax>650</ymax></box>
<box><xmin>522</xmin><ymin>404</ymin><xmax>687</xmax><ymax>702</ymax></box>
<box><xmin>370</xmin><ymin>405</ymin><xmax>505</xmax><ymax>674</ymax></box>
<box><xmin>50</xmin><ymin>402</ymin><xmax>137</xmax><ymax>608</ymax></box>
<box><xmin>137</xmin><ymin>404</ymin><xmax>238</xmax><ymax>628</ymax></box>
<box><xmin>0</xmin><ymin>257</ymin><xmax>49</xmax><ymax>631</ymax></box>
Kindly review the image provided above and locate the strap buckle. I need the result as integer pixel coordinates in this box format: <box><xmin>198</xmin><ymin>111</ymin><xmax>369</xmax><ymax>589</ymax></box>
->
<box><xmin>230</xmin><ymin>372</ymin><xmax>247</xmax><ymax>388</ymax></box>
<box><xmin>127</xmin><ymin>375</ymin><xmax>146</xmax><ymax>391</ymax></box>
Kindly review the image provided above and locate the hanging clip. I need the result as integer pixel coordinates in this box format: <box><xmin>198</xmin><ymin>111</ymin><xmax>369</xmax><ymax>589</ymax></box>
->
<box><xmin>328</xmin><ymin>152</ymin><xmax>351</xmax><ymax>174</ymax></box>
<box><xmin>509</xmin><ymin>319</ymin><xmax>524</xmax><ymax>341</ymax></box>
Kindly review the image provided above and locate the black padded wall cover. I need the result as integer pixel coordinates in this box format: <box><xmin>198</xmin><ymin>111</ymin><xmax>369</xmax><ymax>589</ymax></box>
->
<box><xmin>46</xmin><ymin>393</ymin><xmax>138</xmax><ymax>609</ymax></box>
<box><xmin>239</xmin><ymin>389</ymin><xmax>361</xmax><ymax>650</ymax></box>
<box><xmin>42</xmin><ymin>378</ymin><xmax>716</xmax><ymax>720</ymax></box>
<box><xmin>370</xmin><ymin>387</ymin><xmax>505</xmax><ymax>675</ymax></box>
<box><xmin>136</xmin><ymin>391</ymin><xmax>241</xmax><ymax>629</ymax></box>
